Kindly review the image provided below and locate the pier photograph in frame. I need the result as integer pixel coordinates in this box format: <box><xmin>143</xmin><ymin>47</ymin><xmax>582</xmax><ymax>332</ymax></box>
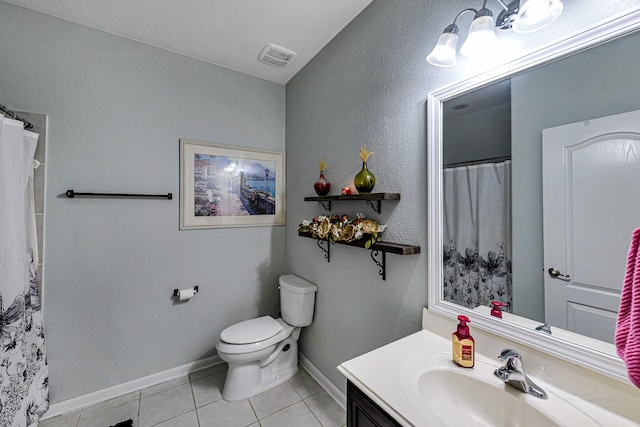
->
<box><xmin>179</xmin><ymin>139</ymin><xmax>285</xmax><ymax>229</ymax></box>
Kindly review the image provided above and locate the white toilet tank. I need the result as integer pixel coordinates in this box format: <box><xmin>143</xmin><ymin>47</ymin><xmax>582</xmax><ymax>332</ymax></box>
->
<box><xmin>279</xmin><ymin>274</ymin><xmax>317</xmax><ymax>327</ymax></box>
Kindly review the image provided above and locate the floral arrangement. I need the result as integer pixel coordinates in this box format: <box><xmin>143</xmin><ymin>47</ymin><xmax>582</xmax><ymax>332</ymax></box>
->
<box><xmin>359</xmin><ymin>145</ymin><xmax>373</xmax><ymax>162</ymax></box>
<box><xmin>318</xmin><ymin>158</ymin><xmax>328</xmax><ymax>172</ymax></box>
<box><xmin>298</xmin><ymin>213</ymin><xmax>386</xmax><ymax>249</ymax></box>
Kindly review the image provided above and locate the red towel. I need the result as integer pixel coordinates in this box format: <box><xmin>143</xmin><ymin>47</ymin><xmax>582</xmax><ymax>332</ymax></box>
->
<box><xmin>616</xmin><ymin>227</ymin><xmax>640</xmax><ymax>388</ymax></box>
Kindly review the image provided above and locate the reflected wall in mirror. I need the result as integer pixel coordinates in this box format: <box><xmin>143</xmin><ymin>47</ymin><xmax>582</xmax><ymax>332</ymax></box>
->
<box><xmin>428</xmin><ymin>11</ymin><xmax>640</xmax><ymax>381</ymax></box>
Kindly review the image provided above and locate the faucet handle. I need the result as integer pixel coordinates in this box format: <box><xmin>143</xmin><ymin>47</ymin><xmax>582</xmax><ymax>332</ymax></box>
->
<box><xmin>497</xmin><ymin>349</ymin><xmax>521</xmax><ymax>361</ymax></box>
<box><xmin>497</xmin><ymin>349</ymin><xmax>525</xmax><ymax>373</ymax></box>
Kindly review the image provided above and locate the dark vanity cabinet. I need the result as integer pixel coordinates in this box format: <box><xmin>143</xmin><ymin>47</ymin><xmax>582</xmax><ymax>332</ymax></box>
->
<box><xmin>347</xmin><ymin>381</ymin><xmax>402</xmax><ymax>427</ymax></box>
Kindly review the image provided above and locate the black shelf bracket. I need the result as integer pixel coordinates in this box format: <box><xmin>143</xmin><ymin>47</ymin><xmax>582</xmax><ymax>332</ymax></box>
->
<box><xmin>370</xmin><ymin>249</ymin><xmax>386</xmax><ymax>280</ymax></box>
<box><xmin>366</xmin><ymin>200</ymin><xmax>382</xmax><ymax>214</ymax></box>
<box><xmin>298</xmin><ymin>231</ymin><xmax>419</xmax><ymax>281</ymax></box>
<box><xmin>318</xmin><ymin>201</ymin><xmax>332</xmax><ymax>211</ymax></box>
<box><xmin>317</xmin><ymin>239</ymin><xmax>330</xmax><ymax>262</ymax></box>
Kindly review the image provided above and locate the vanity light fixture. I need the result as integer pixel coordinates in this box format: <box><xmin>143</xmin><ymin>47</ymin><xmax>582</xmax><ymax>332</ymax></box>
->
<box><xmin>427</xmin><ymin>0</ymin><xmax>564</xmax><ymax>67</ymax></box>
<box><xmin>459</xmin><ymin>7</ymin><xmax>499</xmax><ymax>58</ymax></box>
<box><xmin>512</xmin><ymin>0</ymin><xmax>564</xmax><ymax>33</ymax></box>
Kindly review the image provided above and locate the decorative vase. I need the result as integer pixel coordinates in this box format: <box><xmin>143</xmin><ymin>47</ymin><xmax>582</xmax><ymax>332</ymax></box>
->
<box><xmin>354</xmin><ymin>162</ymin><xmax>375</xmax><ymax>193</ymax></box>
<box><xmin>314</xmin><ymin>171</ymin><xmax>331</xmax><ymax>196</ymax></box>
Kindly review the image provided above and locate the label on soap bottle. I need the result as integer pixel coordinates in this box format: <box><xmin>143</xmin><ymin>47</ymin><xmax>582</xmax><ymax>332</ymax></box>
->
<box><xmin>459</xmin><ymin>338</ymin><xmax>474</xmax><ymax>367</ymax></box>
<box><xmin>452</xmin><ymin>335</ymin><xmax>474</xmax><ymax>368</ymax></box>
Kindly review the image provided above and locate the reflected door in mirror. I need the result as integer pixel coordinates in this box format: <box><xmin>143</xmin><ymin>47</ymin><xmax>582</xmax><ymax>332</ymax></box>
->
<box><xmin>542</xmin><ymin>109</ymin><xmax>640</xmax><ymax>343</ymax></box>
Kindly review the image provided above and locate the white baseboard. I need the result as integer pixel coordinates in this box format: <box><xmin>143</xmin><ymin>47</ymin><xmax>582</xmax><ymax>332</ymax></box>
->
<box><xmin>44</xmin><ymin>355</ymin><xmax>222</xmax><ymax>420</ymax></box>
<box><xmin>46</xmin><ymin>353</ymin><xmax>344</xmax><ymax>420</ymax></box>
<box><xmin>299</xmin><ymin>353</ymin><xmax>346</xmax><ymax>410</ymax></box>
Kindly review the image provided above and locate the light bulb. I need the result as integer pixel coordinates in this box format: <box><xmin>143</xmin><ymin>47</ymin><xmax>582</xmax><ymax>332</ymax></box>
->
<box><xmin>460</xmin><ymin>14</ymin><xmax>498</xmax><ymax>58</ymax></box>
<box><xmin>513</xmin><ymin>0</ymin><xmax>564</xmax><ymax>34</ymax></box>
<box><xmin>427</xmin><ymin>31</ymin><xmax>459</xmax><ymax>67</ymax></box>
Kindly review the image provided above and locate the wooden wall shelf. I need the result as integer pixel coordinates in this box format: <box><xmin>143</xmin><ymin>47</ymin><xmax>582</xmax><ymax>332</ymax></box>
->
<box><xmin>298</xmin><ymin>231</ymin><xmax>420</xmax><ymax>280</ymax></box>
<box><xmin>304</xmin><ymin>192</ymin><xmax>400</xmax><ymax>214</ymax></box>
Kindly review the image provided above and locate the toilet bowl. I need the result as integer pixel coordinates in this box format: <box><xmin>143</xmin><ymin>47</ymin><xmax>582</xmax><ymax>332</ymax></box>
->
<box><xmin>215</xmin><ymin>274</ymin><xmax>317</xmax><ymax>401</ymax></box>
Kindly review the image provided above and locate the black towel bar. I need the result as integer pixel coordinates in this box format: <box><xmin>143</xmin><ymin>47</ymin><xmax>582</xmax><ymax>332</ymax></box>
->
<box><xmin>66</xmin><ymin>190</ymin><xmax>172</xmax><ymax>200</ymax></box>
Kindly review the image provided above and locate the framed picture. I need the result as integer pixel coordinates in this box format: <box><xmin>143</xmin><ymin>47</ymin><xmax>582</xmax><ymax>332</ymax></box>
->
<box><xmin>179</xmin><ymin>139</ymin><xmax>285</xmax><ymax>229</ymax></box>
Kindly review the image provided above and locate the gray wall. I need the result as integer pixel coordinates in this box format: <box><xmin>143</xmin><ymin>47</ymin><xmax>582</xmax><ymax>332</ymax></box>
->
<box><xmin>511</xmin><ymin>29</ymin><xmax>640</xmax><ymax>321</ymax></box>
<box><xmin>286</xmin><ymin>1</ymin><xmax>429</xmax><ymax>394</ymax></box>
<box><xmin>0</xmin><ymin>2</ymin><xmax>285</xmax><ymax>403</ymax></box>
<box><xmin>285</xmin><ymin>0</ymin><xmax>640</xmax><ymax>395</ymax></box>
<box><xmin>443</xmin><ymin>101</ymin><xmax>511</xmax><ymax>165</ymax></box>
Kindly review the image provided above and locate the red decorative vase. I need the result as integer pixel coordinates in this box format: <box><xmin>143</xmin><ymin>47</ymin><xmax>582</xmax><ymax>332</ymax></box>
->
<box><xmin>314</xmin><ymin>171</ymin><xmax>331</xmax><ymax>196</ymax></box>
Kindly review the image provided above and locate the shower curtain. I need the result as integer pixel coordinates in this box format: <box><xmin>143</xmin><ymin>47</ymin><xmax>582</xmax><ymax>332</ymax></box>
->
<box><xmin>443</xmin><ymin>160</ymin><xmax>512</xmax><ymax>312</ymax></box>
<box><xmin>0</xmin><ymin>114</ymin><xmax>49</xmax><ymax>426</ymax></box>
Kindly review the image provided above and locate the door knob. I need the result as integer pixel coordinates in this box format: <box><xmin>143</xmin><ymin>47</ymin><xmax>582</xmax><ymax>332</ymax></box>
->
<box><xmin>548</xmin><ymin>267</ymin><xmax>570</xmax><ymax>279</ymax></box>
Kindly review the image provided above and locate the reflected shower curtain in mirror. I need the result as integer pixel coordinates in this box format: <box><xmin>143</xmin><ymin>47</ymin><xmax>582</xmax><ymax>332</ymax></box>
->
<box><xmin>0</xmin><ymin>114</ymin><xmax>49</xmax><ymax>426</ymax></box>
<box><xmin>443</xmin><ymin>160</ymin><xmax>512</xmax><ymax>312</ymax></box>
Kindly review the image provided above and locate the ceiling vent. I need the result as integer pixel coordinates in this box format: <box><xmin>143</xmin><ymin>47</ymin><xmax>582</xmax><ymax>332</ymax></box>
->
<box><xmin>258</xmin><ymin>43</ymin><xmax>297</xmax><ymax>68</ymax></box>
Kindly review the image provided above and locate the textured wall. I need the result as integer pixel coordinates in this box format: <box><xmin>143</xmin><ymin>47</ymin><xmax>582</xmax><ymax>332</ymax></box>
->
<box><xmin>285</xmin><ymin>0</ymin><xmax>640</xmax><ymax>395</ymax></box>
<box><xmin>0</xmin><ymin>2</ymin><xmax>285</xmax><ymax>403</ymax></box>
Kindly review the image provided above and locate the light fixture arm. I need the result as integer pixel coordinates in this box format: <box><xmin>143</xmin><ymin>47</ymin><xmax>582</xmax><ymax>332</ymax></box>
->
<box><xmin>439</xmin><ymin>8</ymin><xmax>481</xmax><ymax>37</ymax></box>
<box><xmin>479</xmin><ymin>0</ymin><xmax>511</xmax><ymax>12</ymax></box>
<box><xmin>452</xmin><ymin>8</ymin><xmax>479</xmax><ymax>25</ymax></box>
<box><xmin>494</xmin><ymin>0</ymin><xmax>511</xmax><ymax>11</ymax></box>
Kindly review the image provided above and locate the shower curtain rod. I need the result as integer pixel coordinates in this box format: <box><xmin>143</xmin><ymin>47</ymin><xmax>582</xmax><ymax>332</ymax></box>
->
<box><xmin>444</xmin><ymin>156</ymin><xmax>511</xmax><ymax>168</ymax></box>
<box><xmin>0</xmin><ymin>105</ymin><xmax>33</xmax><ymax>130</ymax></box>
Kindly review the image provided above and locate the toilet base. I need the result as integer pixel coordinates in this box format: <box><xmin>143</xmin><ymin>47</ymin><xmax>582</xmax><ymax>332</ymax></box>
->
<box><xmin>221</xmin><ymin>338</ymin><xmax>299</xmax><ymax>401</ymax></box>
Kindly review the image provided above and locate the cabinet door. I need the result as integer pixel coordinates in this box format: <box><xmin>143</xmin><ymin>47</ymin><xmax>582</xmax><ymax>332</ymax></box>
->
<box><xmin>347</xmin><ymin>381</ymin><xmax>402</xmax><ymax>427</ymax></box>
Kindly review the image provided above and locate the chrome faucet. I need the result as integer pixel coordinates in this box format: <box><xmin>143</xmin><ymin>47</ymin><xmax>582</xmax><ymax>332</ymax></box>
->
<box><xmin>535</xmin><ymin>323</ymin><xmax>552</xmax><ymax>335</ymax></box>
<box><xmin>494</xmin><ymin>349</ymin><xmax>548</xmax><ymax>399</ymax></box>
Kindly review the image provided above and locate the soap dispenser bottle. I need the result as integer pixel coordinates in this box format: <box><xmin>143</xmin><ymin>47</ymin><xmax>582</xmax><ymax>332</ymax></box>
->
<box><xmin>452</xmin><ymin>315</ymin><xmax>474</xmax><ymax>368</ymax></box>
<box><xmin>491</xmin><ymin>301</ymin><xmax>506</xmax><ymax>318</ymax></box>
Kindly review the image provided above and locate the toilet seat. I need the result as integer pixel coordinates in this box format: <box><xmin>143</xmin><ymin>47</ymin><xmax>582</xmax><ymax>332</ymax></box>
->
<box><xmin>220</xmin><ymin>316</ymin><xmax>282</xmax><ymax>344</ymax></box>
<box><xmin>216</xmin><ymin>318</ymin><xmax>294</xmax><ymax>355</ymax></box>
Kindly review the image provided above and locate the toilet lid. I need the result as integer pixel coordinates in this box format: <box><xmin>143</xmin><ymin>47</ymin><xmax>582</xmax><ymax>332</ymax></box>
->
<box><xmin>220</xmin><ymin>316</ymin><xmax>282</xmax><ymax>344</ymax></box>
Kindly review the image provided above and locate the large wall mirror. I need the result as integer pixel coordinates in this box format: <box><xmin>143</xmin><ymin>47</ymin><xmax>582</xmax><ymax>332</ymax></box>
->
<box><xmin>427</xmin><ymin>10</ymin><xmax>640</xmax><ymax>382</ymax></box>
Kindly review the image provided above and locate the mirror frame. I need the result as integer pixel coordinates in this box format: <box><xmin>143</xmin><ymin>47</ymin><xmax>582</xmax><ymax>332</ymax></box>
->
<box><xmin>427</xmin><ymin>10</ymin><xmax>640</xmax><ymax>383</ymax></box>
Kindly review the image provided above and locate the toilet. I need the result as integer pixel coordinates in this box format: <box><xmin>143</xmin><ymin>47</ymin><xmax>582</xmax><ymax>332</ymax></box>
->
<box><xmin>215</xmin><ymin>274</ymin><xmax>317</xmax><ymax>401</ymax></box>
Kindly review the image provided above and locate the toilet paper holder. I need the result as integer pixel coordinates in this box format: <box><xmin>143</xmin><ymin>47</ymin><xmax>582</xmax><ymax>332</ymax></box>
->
<box><xmin>173</xmin><ymin>286</ymin><xmax>199</xmax><ymax>297</ymax></box>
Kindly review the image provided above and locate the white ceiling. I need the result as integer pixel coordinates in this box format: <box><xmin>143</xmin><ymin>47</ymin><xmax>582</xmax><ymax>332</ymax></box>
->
<box><xmin>5</xmin><ymin>0</ymin><xmax>372</xmax><ymax>85</ymax></box>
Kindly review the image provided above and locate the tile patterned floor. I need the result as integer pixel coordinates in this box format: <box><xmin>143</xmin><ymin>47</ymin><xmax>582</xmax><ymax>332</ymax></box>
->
<box><xmin>41</xmin><ymin>364</ymin><xmax>346</xmax><ymax>427</ymax></box>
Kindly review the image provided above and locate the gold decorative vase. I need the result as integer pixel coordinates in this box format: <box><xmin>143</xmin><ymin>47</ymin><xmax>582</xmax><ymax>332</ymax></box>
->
<box><xmin>354</xmin><ymin>162</ymin><xmax>375</xmax><ymax>193</ymax></box>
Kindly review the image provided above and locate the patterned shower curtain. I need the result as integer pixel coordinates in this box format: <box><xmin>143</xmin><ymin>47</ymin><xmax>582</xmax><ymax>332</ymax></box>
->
<box><xmin>0</xmin><ymin>114</ymin><xmax>49</xmax><ymax>426</ymax></box>
<box><xmin>443</xmin><ymin>160</ymin><xmax>512</xmax><ymax>312</ymax></box>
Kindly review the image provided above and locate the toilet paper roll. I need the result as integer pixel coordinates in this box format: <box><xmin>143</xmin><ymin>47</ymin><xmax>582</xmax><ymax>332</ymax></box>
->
<box><xmin>178</xmin><ymin>288</ymin><xmax>196</xmax><ymax>301</ymax></box>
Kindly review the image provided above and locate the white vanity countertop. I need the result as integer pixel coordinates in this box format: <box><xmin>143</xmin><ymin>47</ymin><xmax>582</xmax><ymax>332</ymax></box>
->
<box><xmin>338</xmin><ymin>330</ymin><xmax>438</xmax><ymax>426</ymax></box>
<box><xmin>338</xmin><ymin>329</ymin><xmax>638</xmax><ymax>427</ymax></box>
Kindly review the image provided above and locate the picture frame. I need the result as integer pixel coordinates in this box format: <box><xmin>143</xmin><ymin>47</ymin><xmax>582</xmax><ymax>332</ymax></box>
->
<box><xmin>179</xmin><ymin>139</ymin><xmax>285</xmax><ymax>229</ymax></box>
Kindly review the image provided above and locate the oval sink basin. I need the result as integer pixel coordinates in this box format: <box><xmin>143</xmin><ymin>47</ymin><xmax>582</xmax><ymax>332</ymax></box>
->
<box><xmin>401</xmin><ymin>353</ymin><xmax>599</xmax><ymax>427</ymax></box>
